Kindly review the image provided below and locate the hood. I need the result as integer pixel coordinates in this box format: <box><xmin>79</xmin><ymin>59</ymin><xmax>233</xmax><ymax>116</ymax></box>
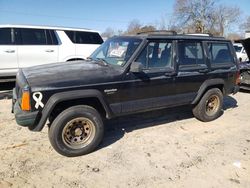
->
<box><xmin>21</xmin><ymin>60</ymin><xmax>123</xmax><ymax>90</ymax></box>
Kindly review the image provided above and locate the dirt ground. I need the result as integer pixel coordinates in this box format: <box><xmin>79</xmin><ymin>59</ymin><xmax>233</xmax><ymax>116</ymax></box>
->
<box><xmin>0</xmin><ymin>86</ymin><xmax>249</xmax><ymax>188</ymax></box>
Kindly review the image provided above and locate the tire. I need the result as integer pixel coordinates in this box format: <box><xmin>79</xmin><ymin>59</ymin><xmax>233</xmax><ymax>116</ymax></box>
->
<box><xmin>48</xmin><ymin>105</ymin><xmax>104</xmax><ymax>157</ymax></box>
<box><xmin>192</xmin><ymin>88</ymin><xmax>223</xmax><ymax>122</ymax></box>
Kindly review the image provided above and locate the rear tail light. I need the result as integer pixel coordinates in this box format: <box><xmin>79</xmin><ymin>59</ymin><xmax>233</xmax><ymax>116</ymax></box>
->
<box><xmin>235</xmin><ymin>71</ymin><xmax>241</xmax><ymax>85</ymax></box>
<box><xmin>21</xmin><ymin>90</ymin><xmax>31</xmax><ymax>111</ymax></box>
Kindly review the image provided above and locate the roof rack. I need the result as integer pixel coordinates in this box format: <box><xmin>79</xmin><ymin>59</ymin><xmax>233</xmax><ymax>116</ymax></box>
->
<box><xmin>186</xmin><ymin>33</ymin><xmax>213</xmax><ymax>37</ymax></box>
<box><xmin>137</xmin><ymin>30</ymin><xmax>177</xmax><ymax>35</ymax></box>
<box><xmin>185</xmin><ymin>33</ymin><xmax>225</xmax><ymax>39</ymax></box>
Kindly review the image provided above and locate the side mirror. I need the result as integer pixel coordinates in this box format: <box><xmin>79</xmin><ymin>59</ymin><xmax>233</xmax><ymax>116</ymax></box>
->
<box><xmin>130</xmin><ymin>62</ymin><xmax>143</xmax><ymax>73</ymax></box>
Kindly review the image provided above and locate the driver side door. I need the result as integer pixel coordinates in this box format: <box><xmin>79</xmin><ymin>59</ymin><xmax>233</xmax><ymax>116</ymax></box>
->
<box><xmin>119</xmin><ymin>40</ymin><xmax>178</xmax><ymax>114</ymax></box>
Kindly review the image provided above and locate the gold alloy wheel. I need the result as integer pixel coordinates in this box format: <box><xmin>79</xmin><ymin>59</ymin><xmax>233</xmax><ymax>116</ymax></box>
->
<box><xmin>62</xmin><ymin>117</ymin><xmax>96</xmax><ymax>149</ymax></box>
<box><xmin>205</xmin><ymin>95</ymin><xmax>220</xmax><ymax>116</ymax></box>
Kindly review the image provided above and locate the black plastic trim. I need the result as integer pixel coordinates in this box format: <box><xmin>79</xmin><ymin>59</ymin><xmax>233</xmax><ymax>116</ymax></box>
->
<box><xmin>191</xmin><ymin>79</ymin><xmax>225</xmax><ymax>104</ymax></box>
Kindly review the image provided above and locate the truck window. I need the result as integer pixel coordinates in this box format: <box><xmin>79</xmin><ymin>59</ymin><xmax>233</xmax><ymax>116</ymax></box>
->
<box><xmin>208</xmin><ymin>43</ymin><xmax>234</xmax><ymax>64</ymax></box>
<box><xmin>20</xmin><ymin>28</ymin><xmax>47</xmax><ymax>45</ymax></box>
<box><xmin>65</xmin><ymin>31</ymin><xmax>103</xmax><ymax>44</ymax></box>
<box><xmin>0</xmin><ymin>28</ymin><xmax>12</xmax><ymax>45</ymax></box>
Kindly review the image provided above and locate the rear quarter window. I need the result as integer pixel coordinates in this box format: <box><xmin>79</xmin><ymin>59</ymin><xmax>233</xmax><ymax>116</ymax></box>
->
<box><xmin>65</xmin><ymin>31</ymin><xmax>103</xmax><ymax>44</ymax></box>
<box><xmin>207</xmin><ymin>42</ymin><xmax>234</xmax><ymax>66</ymax></box>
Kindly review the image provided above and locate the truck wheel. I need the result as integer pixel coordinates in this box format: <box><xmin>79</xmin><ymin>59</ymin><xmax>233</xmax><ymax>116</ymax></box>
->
<box><xmin>48</xmin><ymin>105</ymin><xmax>104</xmax><ymax>157</ymax></box>
<box><xmin>192</xmin><ymin>88</ymin><xmax>223</xmax><ymax>122</ymax></box>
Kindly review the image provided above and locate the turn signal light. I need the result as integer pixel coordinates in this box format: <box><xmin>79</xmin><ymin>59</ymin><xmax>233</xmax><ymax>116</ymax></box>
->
<box><xmin>21</xmin><ymin>90</ymin><xmax>31</xmax><ymax>111</ymax></box>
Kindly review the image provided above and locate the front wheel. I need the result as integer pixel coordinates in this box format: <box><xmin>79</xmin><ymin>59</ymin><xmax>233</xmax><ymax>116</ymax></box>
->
<box><xmin>192</xmin><ymin>88</ymin><xmax>223</xmax><ymax>122</ymax></box>
<box><xmin>49</xmin><ymin>105</ymin><xmax>104</xmax><ymax>157</ymax></box>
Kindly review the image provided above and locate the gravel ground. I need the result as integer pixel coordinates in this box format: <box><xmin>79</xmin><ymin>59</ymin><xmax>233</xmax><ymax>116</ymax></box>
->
<box><xmin>0</xmin><ymin>87</ymin><xmax>249</xmax><ymax>188</ymax></box>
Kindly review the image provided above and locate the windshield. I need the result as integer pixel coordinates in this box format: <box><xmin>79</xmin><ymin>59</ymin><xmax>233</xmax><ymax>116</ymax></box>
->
<box><xmin>234</xmin><ymin>45</ymin><xmax>243</xmax><ymax>53</ymax></box>
<box><xmin>90</xmin><ymin>37</ymin><xmax>142</xmax><ymax>66</ymax></box>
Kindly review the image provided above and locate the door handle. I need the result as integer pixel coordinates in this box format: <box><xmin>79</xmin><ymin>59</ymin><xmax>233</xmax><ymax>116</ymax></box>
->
<box><xmin>45</xmin><ymin>49</ymin><xmax>54</xmax><ymax>52</ymax></box>
<box><xmin>4</xmin><ymin>50</ymin><xmax>15</xmax><ymax>53</ymax></box>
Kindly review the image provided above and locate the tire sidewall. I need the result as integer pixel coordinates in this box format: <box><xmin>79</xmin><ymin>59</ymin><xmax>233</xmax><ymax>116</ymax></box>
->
<box><xmin>201</xmin><ymin>88</ymin><xmax>223</xmax><ymax>121</ymax></box>
<box><xmin>49</xmin><ymin>105</ymin><xmax>104</xmax><ymax>157</ymax></box>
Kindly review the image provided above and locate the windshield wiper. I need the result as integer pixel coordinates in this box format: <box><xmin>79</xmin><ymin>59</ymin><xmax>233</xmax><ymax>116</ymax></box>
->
<box><xmin>96</xmin><ymin>58</ymin><xmax>108</xmax><ymax>66</ymax></box>
<box><xmin>86</xmin><ymin>57</ymin><xmax>93</xmax><ymax>61</ymax></box>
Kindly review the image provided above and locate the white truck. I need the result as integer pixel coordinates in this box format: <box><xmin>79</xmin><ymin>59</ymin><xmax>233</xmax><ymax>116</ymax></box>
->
<box><xmin>233</xmin><ymin>42</ymin><xmax>249</xmax><ymax>62</ymax></box>
<box><xmin>0</xmin><ymin>24</ymin><xmax>103</xmax><ymax>82</ymax></box>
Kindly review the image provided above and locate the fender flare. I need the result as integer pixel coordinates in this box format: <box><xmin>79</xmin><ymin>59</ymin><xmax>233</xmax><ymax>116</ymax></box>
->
<box><xmin>31</xmin><ymin>89</ymin><xmax>112</xmax><ymax>131</ymax></box>
<box><xmin>191</xmin><ymin>79</ymin><xmax>225</xmax><ymax>105</ymax></box>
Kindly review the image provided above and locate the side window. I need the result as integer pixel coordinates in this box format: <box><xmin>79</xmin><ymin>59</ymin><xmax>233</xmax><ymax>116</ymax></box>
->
<box><xmin>136</xmin><ymin>41</ymin><xmax>172</xmax><ymax>69</ymax></box>
<box><xmin>0</xmin><ymin>28</ymin><xmax>12</xmax><ymax>45</ymax></box>
<box><xmin>208</xmin><ymin>43</ymin><xmax>234</xmax><ymax>64</ymax></box>
<box><xmin>65</xmin><ymin>31</ymin><xmax>103</xmax><ymax>44</ymax></box>
<box><xmin>178</xmin><ymin>41</ymin><xmax>205</xmax><ymax>65</ymax></box>
<box><xmin>75</xmin><ymin>31</ymin><xmax>103</xmax><ymax>44</ymax></box>
<box><xmin>20</xmin><ymin>29</ymin><xmax>46</xmax><ymax>45</ymax></box>
<box><xmin>46</xmin><ymin>30</ymin><xmax>59</xmax><ymax>45</ymax></box>
<box><xmin>46</xmin><ymin>30</ymin><xmax>53</xmax><ymax>45</ymax></box>
<box><xmin>65</xmin><ymin>31</ymin><xmax>75</xmax><ymax>42</ymax></box>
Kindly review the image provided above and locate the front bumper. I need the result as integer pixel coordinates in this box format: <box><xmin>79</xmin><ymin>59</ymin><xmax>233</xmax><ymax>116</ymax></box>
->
<box><xmin>13</xmin><ymin>102</ymin><xmax>39</xmax><ymax>127</ymax></box>
<box><xmin>12</xmin><ymin>89</ymin><xmax>40</xmax><ymax>129</ymax></box>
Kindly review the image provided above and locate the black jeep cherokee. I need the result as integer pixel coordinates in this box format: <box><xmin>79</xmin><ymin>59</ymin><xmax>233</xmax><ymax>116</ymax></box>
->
<box><xmin>12</xmin><ymin>32</ymin><xmax>240</xmax><ymax>157</ymax></box>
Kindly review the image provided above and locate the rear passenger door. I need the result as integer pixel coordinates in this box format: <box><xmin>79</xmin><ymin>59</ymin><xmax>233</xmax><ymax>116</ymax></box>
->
<box><xmin>16</xmin><ymin>28</ymin><xmax>59</xmax><ymax>68</ymax></box>
<box><xmin>174</xmin><ymin>40</ymin><xmax>210</xmax><ymax>103</ymax></box>
<box><xmin>0</xmin><ymin>28</ymin><xmax>18</xmax><ymax>76</ymax></box>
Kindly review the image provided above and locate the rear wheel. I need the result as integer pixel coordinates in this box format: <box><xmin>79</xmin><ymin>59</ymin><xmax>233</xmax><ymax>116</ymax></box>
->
<box><xmin>49</xmin><ymin>105</ymin><xmax>104</xmax><ymax>157</ymax></box>
<box><xmin>192</xmin><ymin>88</ymin><xmax>223</xmax><ymax>122</ymax></box>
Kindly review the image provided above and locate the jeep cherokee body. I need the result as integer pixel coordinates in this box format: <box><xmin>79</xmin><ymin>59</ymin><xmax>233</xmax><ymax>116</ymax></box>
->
<box><xmin>12</xmin><ymin>33</ymin><xmax>240</xmax><ymax>156</ymax></box>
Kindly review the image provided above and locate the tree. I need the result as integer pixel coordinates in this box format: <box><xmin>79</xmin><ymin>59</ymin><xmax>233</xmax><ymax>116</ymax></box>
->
<box><xmin>172</xmin><ymin>0</ymin><xmax>241</xmax><ymax>36</ymax></box>
<box><xmin>226</xmin><ymin>33</ymin><xmax>242</xmax><ymax>41</ymax></box>
<box><xmin>125</xmin><ymin>19</ymin><xmax>156</xmax><ymax>35</ymax></box>
<box><xmin>125</xmin><ymin>19</ymin><xmax>142</xmax><ymax>35</ymax></box>
<box><xmin>173</xmin><ymin>0</ymin><xmax>215</xmax><ymax>33</ymax></box>
<box><xmin>101</xmin><ymin>27</ymin><xmax>115</xmax><ymax>38</ymax></box>
<box><xmin>214</xmin><ymin>5</ymin><xmax>241</xmax><ymax>36</ymax></box>
<box><xmin>242</xmin><ymin>16</ymin><xmax>250</xmax><ymax>31</ymax></box>
<box><xmin>138</xmin><ymin>25</ymin><xmax>156</xmax><ymax>33</ymax></box>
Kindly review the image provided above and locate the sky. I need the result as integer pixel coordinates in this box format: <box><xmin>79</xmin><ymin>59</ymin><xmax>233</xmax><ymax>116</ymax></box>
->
<box><xmin>0</xmin><ymin>0</ymin><xmax>249</xmax><ymax>33</ymax></box>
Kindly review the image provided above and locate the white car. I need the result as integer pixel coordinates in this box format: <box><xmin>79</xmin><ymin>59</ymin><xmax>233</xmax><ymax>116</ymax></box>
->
<box><xmin>0</xmin><ymin>24</ymin><xmax>103</xmax><ymax>82</ymax></box>
<box><xmin>233</xmin><ymin>43</ymin><xmax>249</xmax><ymax>62</ymax></box>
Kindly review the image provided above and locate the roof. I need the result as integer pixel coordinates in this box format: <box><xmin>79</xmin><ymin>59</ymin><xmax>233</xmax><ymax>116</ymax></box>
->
<box><xmin>0</xmin><ymin>24</ymin><xmax>99</xmax><ymax>33</ymax></box>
